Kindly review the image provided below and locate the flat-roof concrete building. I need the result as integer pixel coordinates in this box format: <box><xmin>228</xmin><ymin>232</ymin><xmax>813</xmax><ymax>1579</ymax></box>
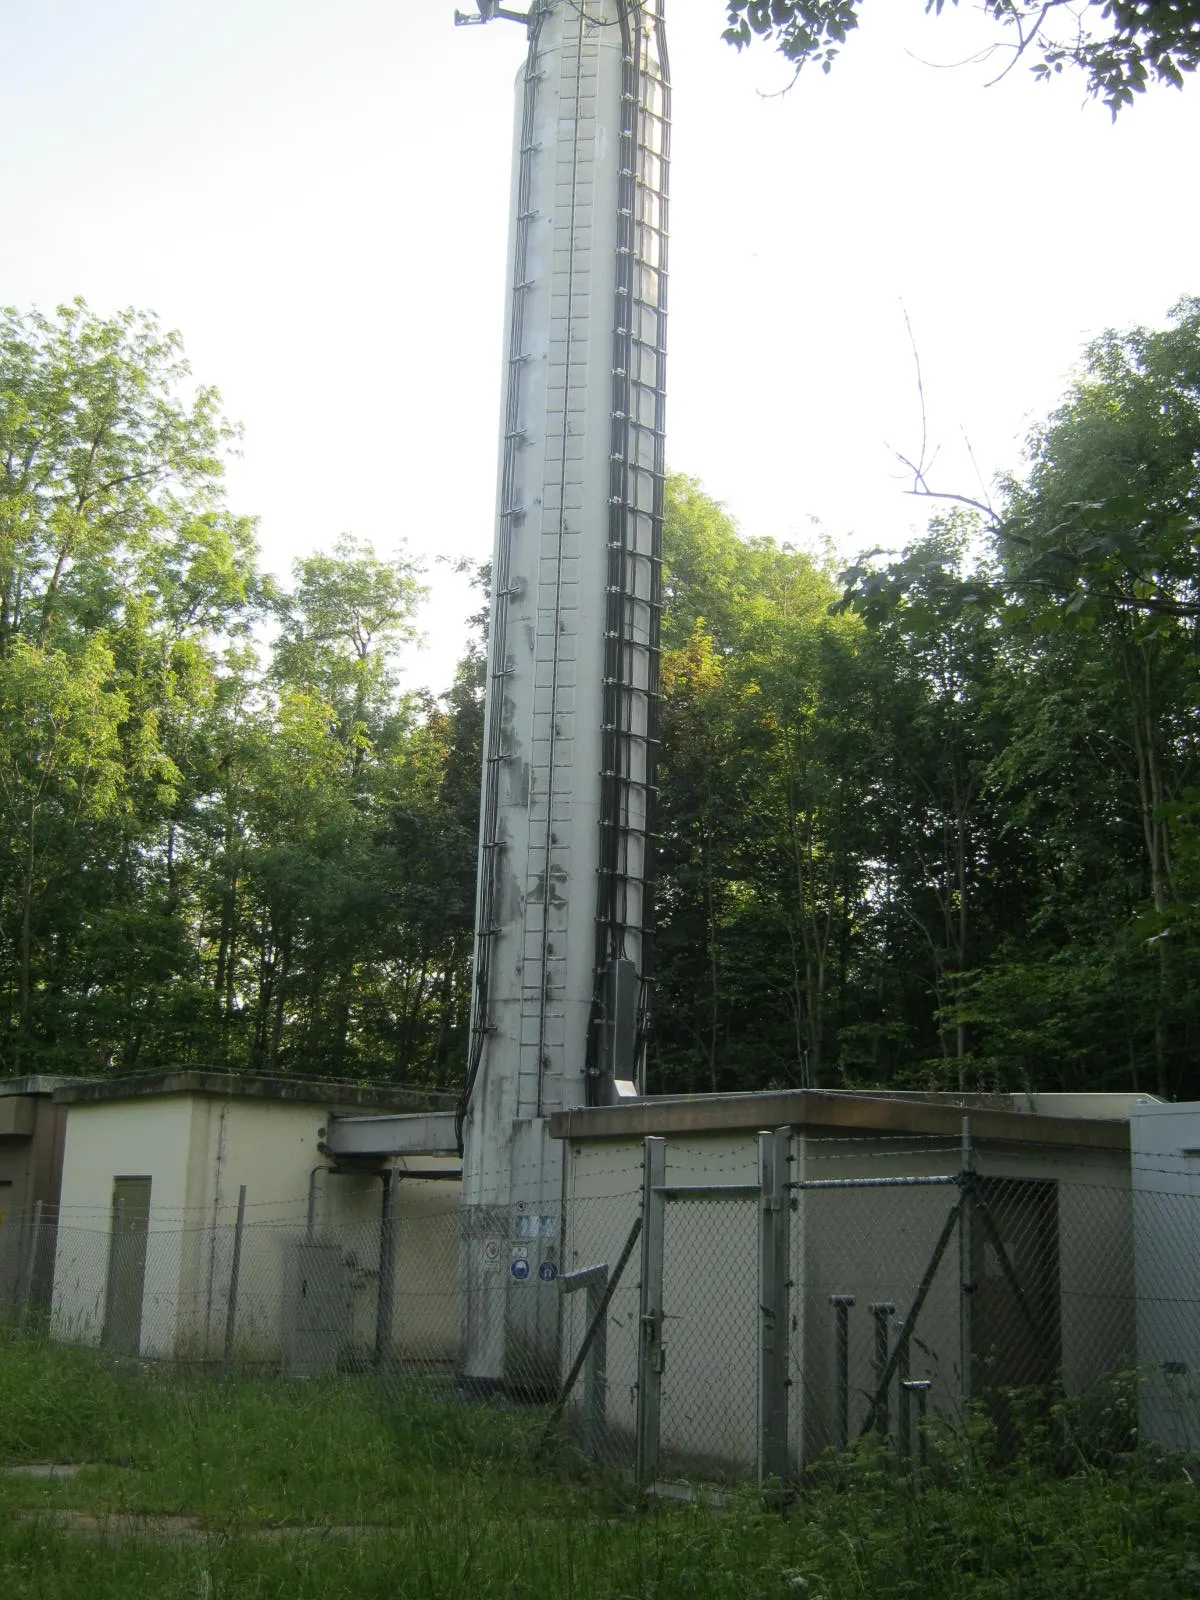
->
<box><xmin>48</xmin><ymin>1072</ymin><xmax>461</xmax><ymax>1372</ymax></box>
<box><xmin>550</xmin><ymin>1089</ymin><xmax>1145</xmax><ymax>1479</ymax></box>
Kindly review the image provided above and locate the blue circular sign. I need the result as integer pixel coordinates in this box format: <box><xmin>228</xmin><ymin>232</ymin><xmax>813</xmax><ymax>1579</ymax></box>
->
<box><xmin>538</xmin><ymin>1261</ymin><xmax>558</xmax><ymax>1283</ymax></box>
<box><xmin>510</xmin><ymin>1259</ymin><xmax>530</xmax><ymax>1281</ymax></box>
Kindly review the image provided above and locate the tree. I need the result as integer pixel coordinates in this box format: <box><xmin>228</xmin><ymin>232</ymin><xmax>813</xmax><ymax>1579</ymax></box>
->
<box><xmin>270</xmin><ymin>535</ymin><xmax>425</xmax><ymax>761</ymax></box>
<box><xmin>0</xmin><ymin>299</ymin><xmax>490</xmax><ymax>1087</ymax></box>
<box><xmin>0</xmin><ymin>300</ymin><xmax>236</xmax><ymax>656</ymax></box>
<box><xmin>0</xmin><ymin>301</ymin><xmax>251</xmax><ymax>1072</ymax></box>
<box><xmin>837</xmin><ymin>519</ymin><xmax>1017</xmax><ymax>1085</ymax></box>
<box><xmin>723</xmin><ymin>1</ymin><xmax>1200</xmax><ymax>114</ymax></box>
<box><xmin>654</xmin><ymin>478</ymin><xmax>876</xmax><ymax>1092</ymax></box>
<box><xmin>993</xmin><ymin>299</ymin><xmax>1200</xmax><ymax>1096</ymax></box>
<box><xmin>0</xmin><ymin>637</ymin><xmax>128</xmax><ymax>1069</ymax></box>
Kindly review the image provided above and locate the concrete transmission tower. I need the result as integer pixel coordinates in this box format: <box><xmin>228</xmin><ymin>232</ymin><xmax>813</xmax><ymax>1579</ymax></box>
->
<box><xmin>456</xmin><ymin>0</ymin><xmax>669</xmax><ymax>1387</ymax></box>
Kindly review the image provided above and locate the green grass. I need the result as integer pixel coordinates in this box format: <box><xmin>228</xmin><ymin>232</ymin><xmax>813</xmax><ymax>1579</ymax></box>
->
<box><xmin>2</xmin><ymin>1332</ymin><xmax>1199</xmax><ymax>1598</ymax></box>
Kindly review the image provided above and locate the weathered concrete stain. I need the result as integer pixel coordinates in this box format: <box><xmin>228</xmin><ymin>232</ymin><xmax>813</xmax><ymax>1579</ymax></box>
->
<box><xmin>527</xmin><ymin>863</ymin><xmax>568</xmax><ymax>906</ymax></box>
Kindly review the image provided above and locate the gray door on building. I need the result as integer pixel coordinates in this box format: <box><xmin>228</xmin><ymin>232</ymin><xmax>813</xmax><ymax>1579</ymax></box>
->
<box><xmin>282</xmin><ymin>1240</ymin><xmax>350</xmax><ymax>1378</ymax></box>
<box><xmin>103</xmin><ymin>1176</ymin><xmax>151</xmax><ymax>1355</ymax></box>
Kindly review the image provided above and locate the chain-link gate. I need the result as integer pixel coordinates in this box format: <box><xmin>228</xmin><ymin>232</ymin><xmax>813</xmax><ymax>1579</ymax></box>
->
<box><xmin>633</xmin><ymin>1131</ymin><xmax>790</xmax><ymax>1487</ymax></box>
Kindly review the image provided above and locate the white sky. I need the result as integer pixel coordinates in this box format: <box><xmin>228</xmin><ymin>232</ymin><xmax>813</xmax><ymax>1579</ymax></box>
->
<box><xmin>3</xmin><ymin>1</ymin><xmax>1198</xmax><ymax>694</ymax></box>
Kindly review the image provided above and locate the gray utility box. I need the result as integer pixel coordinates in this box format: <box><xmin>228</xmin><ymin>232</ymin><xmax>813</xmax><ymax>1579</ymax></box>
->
<box><xmin>283</xmin><ymin>1240</ymin><xmax>350</xmax><ymax>1378</ymax></box>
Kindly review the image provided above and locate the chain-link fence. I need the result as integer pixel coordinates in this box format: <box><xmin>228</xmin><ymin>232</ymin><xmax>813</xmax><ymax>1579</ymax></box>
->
<box><xmin>3</xmin><ymin>1140</ymin><xmax>1200</xmax><ymax>1486</ymax></box>
<box><xmin>557</xmin><ymin>1133</ymin><xmax>1200</xmax><ymax>1483</ymax></box>
<box><xmin>0</xmin><ymin>1192</ymin><xmax>465</xmax><ymax>1379</ymax></box>
<box><xmin>792</xmin><ymin>1168</ymin><xmax>1136</xmax><ymax>1465</ymax></box>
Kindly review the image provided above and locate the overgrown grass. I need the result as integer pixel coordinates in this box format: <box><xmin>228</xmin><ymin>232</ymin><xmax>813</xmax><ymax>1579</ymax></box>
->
<box><xmin>2</xmin><ymin>1331</ymin><xmax>1199</xmax><ymax>1599</ymax></box>
<box><xmin>0</xmin><ymin>1333</ymin><xmax>596</xmax><ymax>1527</ymax></box>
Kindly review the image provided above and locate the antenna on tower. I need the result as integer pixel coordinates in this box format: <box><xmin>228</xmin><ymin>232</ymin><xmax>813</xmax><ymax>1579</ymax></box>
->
<box><xmin>453</xmin><ymin>1</ymin><xmax>532</xmax><ymax>23</ymax></box>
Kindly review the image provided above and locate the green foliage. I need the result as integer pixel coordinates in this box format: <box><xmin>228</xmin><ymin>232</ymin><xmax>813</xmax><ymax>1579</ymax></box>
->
<box><xmin>6</xmin><ymin>290</ymin><xmax>1200</xmax><ymax>1102</ymax></box>
<box><xmin>653</xmin><ymin>483</ymin><xmax>871</xmax><ymax>1091</ymax></box>
<box><xmin>653</xmin><ymin>299</ymin><xmax>1200</xmax><ymax>1099</ymax></box>
<box><xmin>0</xmin><ymin>303</ymin><xmax>478</xmax><ymax>1084</ymax></box>
<box><xmin>990</xmin><ymin>298</ymin><xmax>1200</xmax><ymax>1096</ymax></box>
<box><xmin>723</xmin><ymin>0</ymin><xmax>1200</xmax><ymax>114</ymax></box>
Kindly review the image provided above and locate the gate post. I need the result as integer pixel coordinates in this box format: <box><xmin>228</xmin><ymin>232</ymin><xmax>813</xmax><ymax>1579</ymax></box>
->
<box><xmin>959</xmin><ymin>1115</ymin><xmax>975</xmax><ymax>1406</ymax></box>
<box><xmin>758</xmin><ymin>1128</ymin><xmax>791</xmax><ymax>1488</ymax></box>
<box><xmin>635</xmin><ymin>1135</ymin><xmax>666</xmax><ymax>1487</ymax></box>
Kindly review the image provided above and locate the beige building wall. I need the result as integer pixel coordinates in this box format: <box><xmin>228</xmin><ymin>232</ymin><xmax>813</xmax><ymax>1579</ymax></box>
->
<box><xmin>560</xmin><ymin>1140</ymin><xmax>645</xmax><ymax>1463</ymax></box>
<box><xmin>173</xmin><ymin>1096</ymin><xmax>332</xmax><ymax>1360</ymax></box>
<box><xmin>1129</xmin><ymin>1102</ymin><xmax>1200</xmax><ymax>1451</ymax></box>
<box><xmin>387</xmin><ymin>1164</ymin><xmax>462</xmax><ymax>1363</ymax></box>
<box><xmin>52</xmin><ymin>1096</ymin><xmax>193</xmax><ymax>1355</ymax></box>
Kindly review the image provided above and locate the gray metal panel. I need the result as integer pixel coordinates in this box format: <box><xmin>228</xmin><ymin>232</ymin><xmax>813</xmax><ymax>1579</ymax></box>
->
<box><xmin>324</xmin><ymin>1113</ymin><xmax>460</xmax><ymax>1158</ymax></box>
<box><xmin>283</xmin><ymin>1241</ymin><xmax>350</xmax><ymax>1379</ymax></box>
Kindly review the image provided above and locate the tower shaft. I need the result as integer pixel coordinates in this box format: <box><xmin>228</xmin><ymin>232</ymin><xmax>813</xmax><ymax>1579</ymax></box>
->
<box><xmin>459</xmin><ymin>0</ymin><xmax>669</xmax><ymax>1385</ymax></box>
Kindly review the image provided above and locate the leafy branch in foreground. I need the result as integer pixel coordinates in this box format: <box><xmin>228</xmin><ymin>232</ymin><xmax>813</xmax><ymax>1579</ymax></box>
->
<box><xmin>723</xmin><ymin>1</ymin><xmax>1200</xmax><ymax>115</ymax></box>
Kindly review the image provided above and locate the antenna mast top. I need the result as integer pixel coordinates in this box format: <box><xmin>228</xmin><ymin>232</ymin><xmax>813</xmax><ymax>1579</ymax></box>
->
<box><xmin>453</xmin><ymin>2</ymin><xmax>532</xmax><ymax>24</ymax></box>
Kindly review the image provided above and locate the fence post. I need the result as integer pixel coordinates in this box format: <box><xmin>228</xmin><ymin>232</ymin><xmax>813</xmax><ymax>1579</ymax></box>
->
<box><xmin>16</xmin><ymin>1200</ymin><xmax>43</xmax><ymax>1334</ymax></box>
<box><xmin>758</xmin><ymin>1128</ymin><xmax>791</xmax><ymax>1489</ymax></box>
<box><xmin>830</xmin><ymin>1294</ymin><xmax>855</xmax><ymax>1453</ymax></box>
<box><xmin>635</xmin><ymin>1135</ymin><xmax>666</xmax><ymax>1487</ymax></box>
<box><xmin>376</xmin><ymin>1170</ymin><xmax>399</xmax><ymax>1370</ymax></box>
<box><xmin>557</xmin><ymin>1265</ymin><xmax>608</xmax><ymax>1460</ymax></box>
<box><xmin>959</xmin><ymin>1115</ymin><xmax>975</xmax><ymax>1406</ymax></box>
<box><xmin>902</xmin><ymin>1378</ymin><xmax>932</xmax><ymax>1481</ymax></box>
<box><xmin>869</xmin><ymin>1301</ymin><xmax>895</xmax><ymax>1440</ymax></box>
<box><xmin>102</xmin><ymin>1196</ymin><xmax>126</xmax><ymax>1348</ymax></box>
<box><xmin>897</xmin><ymin>1318</ymin><xmax>911</xmax><ymax>1459</ymax></box>
<box><xmin>584</xmin><ymin>1269</ymin><xmax>608</xmax><ymax>1460</ymax></box>
<box><xmin>548</xmin><ymin>1263</ymin><xmax>611</xmax><ymax>1459</ymax></box>
<box><xmin>223</xmin><ymin>1185</ymin><xmax>246</xmax><ymax>1374</ymax></box>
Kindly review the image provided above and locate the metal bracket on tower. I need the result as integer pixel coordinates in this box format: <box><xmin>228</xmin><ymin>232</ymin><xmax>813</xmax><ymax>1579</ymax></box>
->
<box><xmin>454</xmin><ymin>2</ymin><xmax>532</xmax><ymax>24</ymax></box>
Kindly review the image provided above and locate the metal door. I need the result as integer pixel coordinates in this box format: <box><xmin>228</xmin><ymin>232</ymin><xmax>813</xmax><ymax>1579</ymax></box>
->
<box><xmin>283</xmin><ymin>1240</ymin><xmax>350</xmax><ymax>1378</ymax></box>
<box><xmin>103</xmin><ymin>1176</ymin><xmax>151</xmax><ymax>1356</ymax></box>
